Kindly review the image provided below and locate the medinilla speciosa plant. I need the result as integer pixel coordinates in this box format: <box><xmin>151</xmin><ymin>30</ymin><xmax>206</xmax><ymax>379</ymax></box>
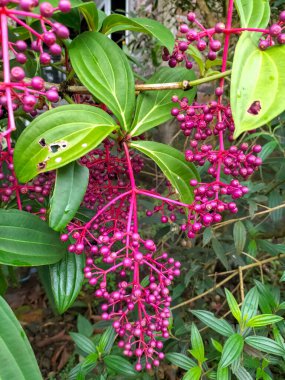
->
<box><xmin>0</xmin><ymin>0</ymin><xmax>285</xmax><ymax>375</ymax></box>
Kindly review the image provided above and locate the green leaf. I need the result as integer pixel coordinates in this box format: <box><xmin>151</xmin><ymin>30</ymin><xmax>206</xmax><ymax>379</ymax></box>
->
<box><xmin>102</xmin><ymin>15</ymin><xmax>175</xmax><ymax>52</ymax></box>
<box><xmin>234</xmin><ymin>0</ymin><xmax>270</xmax><ymax>28</ymax></box>
<box><xmin>246</xmin><ymin>314</ymin><xmax>283</xmax><ymax>328</ymax></box>
<box><xmin>254</xmin><ymin>280</ymin><xmax>277</xmax><ymax>313</ymax></box>
<box><xmin>70</xmin><ymin>332</ymin><xmax>96</xmax><ymax>355</ymax></box>
<box><xmin>0</xmin><ymin>296</ymin><xmax>42</xmax><ymax>379</ymax></box>
<box><xmin>190</xmin><ymin>323</ymin><xmax>205</xmax><ymax>363</ymax></box>
<box><xmin>217</xmin><ymin>366</ymin><xmax>229</xmax><ymax>380</ymax></box>
<box><xmin>231</xmin><ymin>33</ymin><xmax>285</xmax><ymax>139</ymax></box>
<box><xmin>241</xmin><ymin>287</ymin><xmax>259</xmax><ymax>321</ymax></box>
<box><xmin>225</xmin><ymin>288</ymin><xmax>242</xmax><ymax>322</ymax></box>
<box><xmin>259</xmin><ymin>141</ymin><xmax>278</xmax><ymax>161</ymax></box>
<box><xmin>77</xmin><ymin>315</ymin><xmax>94</xmax><ymax>337</ymax></box>
<box><xmin>232</xmin><ymin>365</ymin><xmax>253</xmax><ymax>380</ymax></box>
<box><xmin>220</xmin><ymin>334</ymin><xmax>244</xmax><ymax>368</ymax></box>
<box><xmin>69</xmin><ymin>32</ymin><xmax>135</xmax><ymax>131</ymax></box>
<box><xmin>233</xmin><ymin>221</ymin><xmax>246</xmax><ymax>254</ymax></box>
<box><xmin>187</xmin><ymin>45</ymin><xmax>205</xmax><ymax>75</ymax></box>
<box><xmin>183</xmin><ymin>366</ymin><xmax>202</xmax><ymax>380</ymax></box>
<box><xmin>130</xmin><ymin>141</ymin><xmax>199</xmax><ymax>204</ymax></box>
<box><xmin>212</xmin><ymin>238</ymin><xmax>229</xmax><ymax>270</ymax></box>
<box><xmin>104</xmin><ymin>355</ymin><xmax>137</xmax><ymax>377</ymax></box>
<box><xmin>245</xmin><ymin>336</ymin><xmax>285</xmax><ymax>356</ymax></box>
<box><xmin>14</xmin><ymin>105</ymin><xmax>117</xmax><ymax>183</ymax></box>
<box><xmin>191</xmin><ymin>310</ymin><xmax>234</xmax><ymax>337</ymax></box>
<box><xmin>49</xmin><ymin>250</ymin><xmax>85</xmax><ymax>314</ymax></box>
<box><xmin>165</xmin><ymin>353</ymin><xmax>196</xmax><ymax>370</ymax></box>
<box><xmin>97</xmin><ymin>326</ymin><xmax>116</xmax><ymax>354</ymax></box>
<box><xmin>130</xmin><ymin>67</ymin><xmax>196</xmax><ymax>136</ymax></box>
<box><xmin>281</xmin><ymin>271</ymin><xmax>285</xmax><ymax>282</ymax></box>
<box><xmin>49</xmin><ymin>162</ymin><xmax>89</xmax><ymax>231</ymax></box>
<box><xmin>0</xmin><ymin>209</ymin><xmax>64</xmax><ymax>266</ymax></box>
<box><xmin>212</xmin><ymin>338</ymin><xmax>223</xmax><ymax>353</ymax></box>
<box><xmin>78</xmin><ymin>2</ymin><xmax>98</xmax><ymax>31</ymax></box>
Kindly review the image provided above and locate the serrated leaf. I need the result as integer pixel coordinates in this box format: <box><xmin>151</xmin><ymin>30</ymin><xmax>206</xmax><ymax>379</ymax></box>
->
<box><xmin>102</xmin><ymin>15</ymin><xmax>175</xmax><ymax>52</ymax></box>
<box><xmin>245</xmin><ymin>336</ymin><xmax>285</xmax><ymax>356</ymax></box>
<box><xmin>233</xmin><ymin>221</ymin><xmax>246</xmax><ymax>255</ymax></box>
<box><xmin>0</xmin><ymin>209</ymin><xmax>64</xmax><ymax>266</ymax></box>
<box><xmin>191</xmin><ymin>310</ymin><xmax>234</xmax><ymax>337</ymax></box>
<box><xmin>104</xmin><ymin>355</ymin><xmax>137</xmax><ymax>377</ymax></box>
<box><xmin>246</xmin><ymin>314</ymin><xmax>283</xmax><ymax>328</ymax></box>
<box><xmin>130</xmin><ymin>141</ymin><xmax>199</xmax><ymax>204</ymax></box>
<box><xmin>231</xmin><ymin>33</ymin><xmax>285</xmax><ymax>139</ymax></box>
<box><xmin>220</xmin><ymin>334</ymin><xmax>244</xmax><ymax>368</ymax></box>
<box><xmin>165</xmin><ymin>353</ymin><xmax>196</xmax><ymax>370</ymax></box>
<box><xmin>69</xmin><ymin>32</ymin><xmax>135</xmax><ymax>131</ymax></box>
<box><xmin>241</xmin><ymin>287</ymin><xmax>259</xmax><ymax>321</ymax></box>
<box><xmin>183</xmin><ymin>366</ymin><xmax>202</xmax><ymax>380</ymax></box>
<box><xmin>130</xmin><ymin>67</ymin><xmax>196</xmax><ymax>136</ymax></box>
<box><xmin>14</xmin><ymin>105</ymin><xmax>117</xmax><ymax>182</ymax></box>
<box><xmin>70</xmin><ymin>332</ymin><xmax>96</xmax><ymax>355</ymax></box>
<box><xmin>49</xmin><ymin>250</ymin><xmax>85</xmax><ymax>314</ymax></box>
<box><xmin>234</xmin><ymin>0</ymin><xmax>270</xmax><ymax>28</ymax></box>
<box><xmin>49</xmin><ymin>162</ymin><xmax>89</xmax><ymax>231</ymax></box>
<box><xmin>225</xmin><ymin>289</ymin><xmax>241</xmax><ymax>322</ymax></box>
<box><xmin>0</xmin><ymin>296</ymin><xmax>42</xmax><ymax>380</ymax></box>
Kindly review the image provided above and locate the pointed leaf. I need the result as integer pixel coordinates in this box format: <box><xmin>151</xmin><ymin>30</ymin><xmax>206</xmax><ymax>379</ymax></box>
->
<box><xmin>233</xmin><ymin>221</ymin><xmax>246</xmax><ymax>254</ymax></box>
<box><xmin>102</xmin><ymin>15</ymin><xmax>175</xmax><ymax>52</ymax></box>
<box><xmin>49</xmin><ymin>250</ymin><xmax>85</xmax><ymax>314</ymax></box>
<box><xmin>190</xmin><ymin>323</ymin><xmax>205</xmax><ymax>363</ymax></box>
<box><xmin>0</xmin><ymin>296</ymin><xmax>42</xmax><ymax>379</ymax></box>
<box><xmin>97</xmin><ymin>326</ymin><xmax>116</xmax><ymax>354</ymax></box>
<box><xmin>183</xmin><ymin>366</ymin><xmax>202</xmax><ymax>380</ymax></box>
<box><xmin>246</xmin><ymin>314</ymin><xmax>283</xmax><ymax>328</ymax></box>
<box><xmin>130</xmin><ymin>67</ymin><xmax>196</xmax><ymax>136</ymax></box>
<box><xmin>245</xmin><ymin>336</ymin><xmax>285</xmax><ymax>356</ymax></box>
<box><xmin>104</xmin><ymin>355</ymin><xmax>137</xmax><ymax>377</ymax></box>
<box><xmin>234</xmin><ymin>0</ymin><xmax>270</xmax><ymax>28</ymax></box>
<box><xmin>241</xmin><ymin>287</ymin><xmax>259</xmax><ymax>321</ymax></box>
<box><xmin>69</xmin><ymin>32</ymin><xmax>135</xmax><ymax>131</ymax></box>
<box><xmin>166</xmin><ymin>353</ymin><xmax>196</xmax><ymax>370</ymax></box>
<box><xmin>220</xmin><ymin>334</ymin><xmax>244</xmax><ymax>368</ymax></box>
<box><xmin>77</xmin><ymin>315</ymin><xmax>93</xmax><ymax>337</ymax></box>
<box><xmin>14</xmin><ymin>105</ymin><xmax>117</xmax><ymax>182</ymax></box>
<box><xmin>0</xmin><ymin>209</ymin><xmax>64</xmax><ymax>266</ymax></box>
<box><xmin>49</xmin><ymin>162</ymin><xmax>89</xmax><ymax>231</ymax></box>
<box><xmin>225</xmin><ymin>288</ymin><xmax>241</xmax><ymax>322</ymax></box>
<box><xmin>69</xmin><ymin>332</ymin><xmax>96</xmax><ymax>355</ymax></box>
<box><xmin>231</xmin><ymin>34</ymin><xmax>285</xmax><ymax>139</ymax></box>
<box><xmin>191</xmin><ymin>310</ymin><xmax>234</xmax><ymax>337</ymax></box>
<box><xmin>130</xmin><ymin>141</ymin><xmax>199</xmax><ymax>204</ymax></box>
<box><xmin>217</xmin><ymin>366</ymin><xmax>229</xmax><ymax>380</ymax></box>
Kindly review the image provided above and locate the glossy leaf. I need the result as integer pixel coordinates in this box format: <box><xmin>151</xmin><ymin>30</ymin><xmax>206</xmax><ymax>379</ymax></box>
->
<box><xmin>165</xmin><ymin>353</ymin><xmax>196</xmax><ymax>370</ymax></box>
<box><xmin>69</xmin><ymin>32</ymin><xmax>135</xmax><ymax>131</ymax></box>
<box><xmin>220</xmin><ymin>334</ymin><xmax>244</xmax><ymax>368</ymax></box>
<box><xmin>183</xmin><ymin>366</ymin><xmax>202</xmax><ymax>380</ymax></box>
<box><xmin>49</xmin><ymin>162</ymin><xmax>89</xmax><ymax>231</ymax></box>
<box><xmin>234</xmin><ymin>0</ymin><xmax>270</xmax><ymax>28</ymax></box>
<box><xmin>241</xmin><ymin>287</ymin><xmax>259</xmax><ymax>321</ymax></box>
<box><xmin>14</xmin><ymin>105</ymin><xmax>117</xmax><ymax>183</ymax></box>
<box><xmin>245</xmin><ymin>336</ymin><xmax>285</xmax><ymax>356</ymax></box>
<box><xmin>0</xmin><ymin>296</ymin><xmax>42</xmax><ymax>379</ymax></box>
<box><xmin>102</xmin><ymin>15</ymin><xmax>175</xmax><ymax>52</ymax></box>
<box><xmin>49</xmin><ymin>250</ymin><xmax>85</xmax><ymax>314</ymax></box>
<box><xmin>190</xmin><ymin>323</ymin><xmax>205</xmax><ymax>363</ymax></box>
<box><xmin>97</xmin><ymin>326</ymin><xmax>116</xmax><ymax>354</ymax></box>
<box><xmin>231</xmin><ymin>33</ymin><xmax>285</xmax><ymax>139</ymax></box>
<box><xmin>77</xmin><ymin>1</ymin><xmax>98</xmax><ymax>31</ymax></box>
<box><xmin>0</xmin><ymin>209</ymin><xmax>64</xmax><ymax>266</ymax></box>
<box><xmin>131</xmin><ymin>141</ymin><xmax>199</xmax><ymax>204</ymax></box>
<box><xmin>225</xmin><ymin>288</ymin><xmax>242</xmax><ymax>322</ymax></box>
<box><xmin>130</xmin><ymin>67</ymin><xmax>196</xmax><ymax>136</ymax></box>
<box><xmin>233</xmin><ymin>221</ymin><xmax>246</xmax><ymax>254</ymax></box>
<box><xmin>104</xmin><ymin>355</ymin><xmax>137</xmax><ymax>377</ymax></box>
<box><xmin>69</xmin><ymin>332</ymin><xmax>96</xmax><ymax>355</ymax></box>
<box><xmin>246</xmin><ymin>314</ymin><xmax>283</xmax><ymax>327</ymax></box>
<box><xmin>191</xmin><ymin>310</ymin><xmax>234</xmax><ymax>337</ymax></box>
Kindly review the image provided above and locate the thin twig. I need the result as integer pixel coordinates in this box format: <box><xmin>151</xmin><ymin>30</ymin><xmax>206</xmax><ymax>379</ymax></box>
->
<box><xmin>238</xmin><ymin>266</ymin><xmax>244</xmax><ymax>302</ymax></box>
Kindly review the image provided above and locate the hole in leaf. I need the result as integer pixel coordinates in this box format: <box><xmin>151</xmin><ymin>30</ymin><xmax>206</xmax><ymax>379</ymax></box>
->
<box><xmin>37</xmin><ymin>161</ymin><xmax>47</xmax><ymax>170</ymax></box>
<box><xmin>38</xmin><ymin>138</ymin><xmax>47</xmax><ymax>147</ymax></box>
<box><xmin>49</xmin><ymin>141</ymin><xmax>68</xmax><ymax>153</ymax></box>
<box><xmin>247</xmin><ymin>101</ymin><xmax>261</xmax><ymax>115</ymax></box>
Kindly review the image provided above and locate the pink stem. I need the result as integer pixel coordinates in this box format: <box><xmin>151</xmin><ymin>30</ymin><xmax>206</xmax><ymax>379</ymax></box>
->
<box><xmin>8</xmin><ymin>14</ymin><xmax>43</xmax><ymax>39</ymax></box>
<box><xmin>137</xmin><ymin>188</ymin><xmax>190</xmax><ymax>208</ymax></box>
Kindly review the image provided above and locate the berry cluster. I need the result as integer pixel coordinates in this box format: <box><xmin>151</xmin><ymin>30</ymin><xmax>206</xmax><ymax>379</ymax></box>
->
<box><xmin>259</xmin><ymin>11</ymin><xmax>285</xmax><ymax>49</ymax></box>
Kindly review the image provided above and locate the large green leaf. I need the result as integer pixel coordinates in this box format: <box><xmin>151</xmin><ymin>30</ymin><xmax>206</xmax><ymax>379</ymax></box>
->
<box><xmin>49</xmin><ymin>249</ymin><xmax>85</xmax><ymax>314</ymax></box>
<box><xmin>130</xmin><ymin>67</ymin><xmax>196</xmax><ymax>136</ymax></box>
<box><xmin>191</xmin><ymin>310</ymin><xmax>235</xmax><ymax>337</ymax></box>
<box><xmin>130</xmin><ymin>141</ymin><xmax>199</xmax><ymax>204</ymax></box>
<box><xmin>69</xmin><ymin>32</ymin><xmax>135</xmax><ymax>131</ymax></box>
<box><xmin>234</xmin><ymin>0</ymin><xmax>270</xmax><ymax>28</ymax></box>
<box><xmin>220</xmin><ymin>334</ymin><xmax>244</xmax><ymax>368</ymax></box>
<box><xmin>0</xmin><ymin>210</ymin><xmax>65</xmax><ymax>266</ymax></box>
<box><xmin>102</xmin><ymin>15</ymin><xmax>175</xmax><ymax>52</ymax></box>
<box><xmin>165</xmin><ymin>353</ymin><xmax>196</xmax><ymax>370</ymax></box>
<box><xmin>14</xmin><ymin>105</ymin><xmax>117</xmax><ymax>183</ymax></box>
<box><xmin>245</xmin><ymin>336</ymin><xmax>285</xmax><ymax>356</ymax></box>
<box><xmin>231</xmin><ymin>33</ymin><xmax>285</xmax><ymax>139</ymax></box>
<box><xmin>0</xmin><ymin>296</ymin><xmax>42</xmax><ymax>379</ymax></box>
<box><xmin>49</xmin><ymin>162</ymin><xmax>89</xmax><ymax>231</ymax></box>
<box><xmin>104</xmin><ymin>355</ymin><xmax>137</xmax><ymax>377</ymax></box>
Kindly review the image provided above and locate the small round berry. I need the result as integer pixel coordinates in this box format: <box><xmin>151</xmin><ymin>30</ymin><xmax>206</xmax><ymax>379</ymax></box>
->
<box><xmin>11</xmin><ymin>67</ymin><xmax>25</xmax><ymax>81</ymax></box>
<box><xmin>215</xmin><ymin>22</ymin><xmax>226</xmax><ymax>33</ymax></box>
<box><xmin>279</xmin><ymin>11</ymin><xmax>285</xmax><ymax>22</ymax></box>
<box><xmin>277</xmin><ymin>34</ymin><xmax>285</xmax><ymax>44</ymax></box>
<box><xmin>187</xmin><ymin>12</ymin><xmax>196</xmax><ymax>22</ymax></box>
<box><xmin>269</xmin><ymin>24</ymin><xmax>282</xmax><ymax>37</ymax></box>
<box><xmin>179</xmin><ymin>24</ymin><xmax>189</xmax><ymax>34</ymax></box>
<box><xmin>58</xmin><ymin>0</ymin><xmax>71</xmax><ymax>13</ymax></box>
<box><xmin>40</xmin><ymin>2</ymin><xmax>54</xmax><ymax>17</ymax></box>
<box><xmin>46</xmin><ymin>89</ymin><xmax>59</xmax><ymax>102</ymax></box>
<box><xmin>197</xmin><ymin>39</ymin><xmax>207</xmax><ymax>51</ymax></box>
<box><xmin>210</xmin><ymin>39</ymin><xmax>221</xmax><ymax>52</ymax></box>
